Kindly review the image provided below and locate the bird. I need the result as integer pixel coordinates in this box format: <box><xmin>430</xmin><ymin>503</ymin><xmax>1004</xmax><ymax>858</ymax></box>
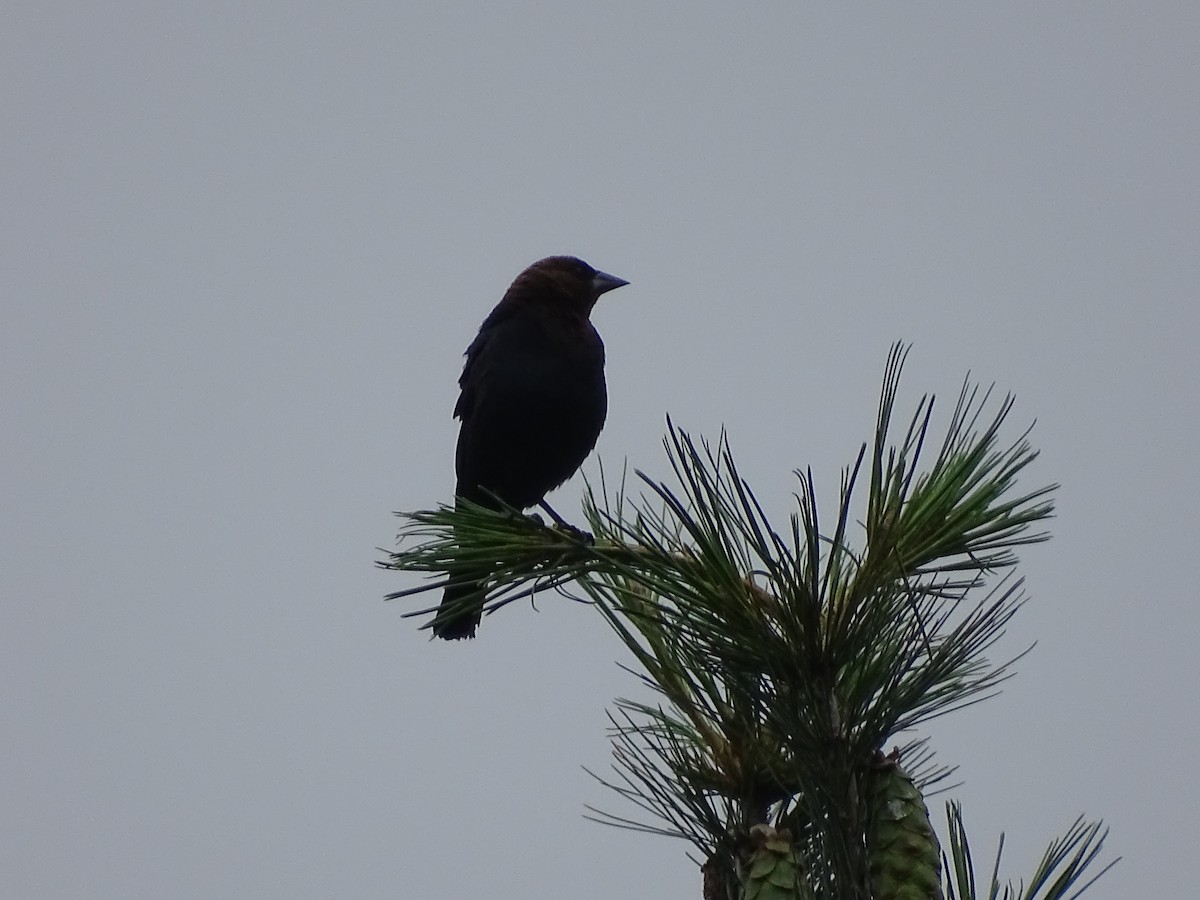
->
<box><xmin>432</xmin><ymin>256</ymin><xmax>628</xmax><ymax>639</ymax></box>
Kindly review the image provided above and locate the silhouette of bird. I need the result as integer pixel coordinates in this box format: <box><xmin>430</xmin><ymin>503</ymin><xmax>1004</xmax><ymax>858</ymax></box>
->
<box><xmin>432</xmin><ymin>256</ymin><xmax>628</xmax><ymax>639</ymax></box>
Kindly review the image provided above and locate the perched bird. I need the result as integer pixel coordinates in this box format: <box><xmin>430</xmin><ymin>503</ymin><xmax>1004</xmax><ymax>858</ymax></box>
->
<box><xmin>432</xmin><ymin>256</ymin><xmax>628</xmax><ymax>639</ymax></box>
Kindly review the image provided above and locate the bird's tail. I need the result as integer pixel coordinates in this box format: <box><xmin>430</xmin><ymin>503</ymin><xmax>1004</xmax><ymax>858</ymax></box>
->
<box><xmin>432</xmin><ymin>570</ymin><xmax>485</xmax><ymax>640</ymax></box>
<box><xmin>432</xmin><ymin>492</ymin><xmax>495</xmax><ymax>639</ymax></box>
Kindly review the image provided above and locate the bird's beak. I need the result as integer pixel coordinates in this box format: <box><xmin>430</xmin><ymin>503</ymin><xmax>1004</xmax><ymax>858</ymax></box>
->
<box><xmin>591</xmin><ymin>270</ymin><xmax>629</xmax><ymax>297</ymax></box>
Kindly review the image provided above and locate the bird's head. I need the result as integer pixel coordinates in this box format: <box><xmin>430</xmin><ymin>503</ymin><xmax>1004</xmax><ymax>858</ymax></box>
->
<box><xmin>506</xmin><ymin>256</ymin><xmax>629</xmax><ymax>316</ymax></box>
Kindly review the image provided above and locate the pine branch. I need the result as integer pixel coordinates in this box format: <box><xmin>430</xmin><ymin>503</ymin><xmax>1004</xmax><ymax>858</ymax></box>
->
<box><xmin>382</xmin><ymin>342</ymin><xmax>1115</xmax><ymax>900</ymax></box>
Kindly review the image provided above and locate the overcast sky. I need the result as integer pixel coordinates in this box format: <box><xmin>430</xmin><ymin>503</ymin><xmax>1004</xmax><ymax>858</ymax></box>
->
<box><xmin>3</xmin><ymin>3</ymin><xmax>1197</xmax><ymax>898</ymax></box>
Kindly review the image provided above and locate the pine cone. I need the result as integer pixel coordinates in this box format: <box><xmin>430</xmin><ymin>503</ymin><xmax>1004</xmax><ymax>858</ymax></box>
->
<box><xmin>866</xmin><ymin>751</ymin><xmax>943</xmax><ymax>900</ymax></box>
<box><xmin>739</xmin><ymin>825</ymin><xmax>813</xmax><ymax>900</ymax></box>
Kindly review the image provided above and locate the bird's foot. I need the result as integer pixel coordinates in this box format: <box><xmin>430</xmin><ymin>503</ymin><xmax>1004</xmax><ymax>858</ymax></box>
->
<box><xmin>555</xmin><ymin>523</ymin><xmax>595</xmax><ymax>545</ymax></box>
<box><xmin>534</xmin><ymin>500</ymin><xmax>593</xmax><ymax>544</ymax></box>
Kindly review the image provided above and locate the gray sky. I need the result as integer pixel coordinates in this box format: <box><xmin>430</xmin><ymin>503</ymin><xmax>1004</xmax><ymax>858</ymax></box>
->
<box><xmin>3</xmin><ymin>3</ymin><xmax>1197</xmax><ymax>897</ymax></box>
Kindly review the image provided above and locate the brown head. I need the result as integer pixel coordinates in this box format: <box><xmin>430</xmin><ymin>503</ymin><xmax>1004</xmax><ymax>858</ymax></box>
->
<box><xmin>501</xmin><ymin>256</ymin><xmax>629</xmax><ymax>317</ymax></box>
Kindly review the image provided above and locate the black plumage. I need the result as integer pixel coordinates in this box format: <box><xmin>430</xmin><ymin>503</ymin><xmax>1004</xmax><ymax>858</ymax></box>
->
<box><xmin>432</xmin><ymin>256</ymin><xmax>628</xmax><ymax>639</ymax></box>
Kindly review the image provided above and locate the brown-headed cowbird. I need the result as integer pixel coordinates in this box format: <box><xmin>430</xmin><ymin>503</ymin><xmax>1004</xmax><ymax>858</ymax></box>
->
<box><xmin>432</xmin><ymin>256</ymin><xmax>628</xmax><ymax>639</ymax></box>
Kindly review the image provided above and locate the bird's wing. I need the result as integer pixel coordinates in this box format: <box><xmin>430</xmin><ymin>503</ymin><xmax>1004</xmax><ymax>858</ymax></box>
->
<box><xmin>453</xmin><ymin>304</ymin><xmax>516</xmax><ymax>421</ymax></box>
